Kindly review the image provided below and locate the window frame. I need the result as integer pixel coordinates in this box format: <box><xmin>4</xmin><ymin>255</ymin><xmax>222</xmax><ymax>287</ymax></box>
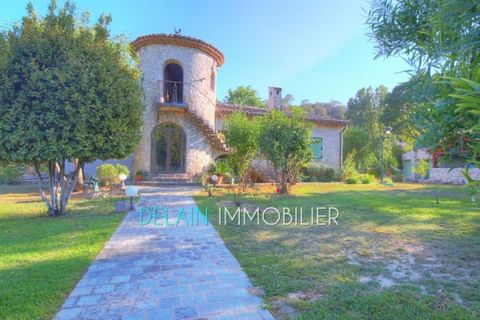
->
<box><xmin>311</xmin><ymin>137</ymin><xmax>323</xmax><ymax>160</ymax></box>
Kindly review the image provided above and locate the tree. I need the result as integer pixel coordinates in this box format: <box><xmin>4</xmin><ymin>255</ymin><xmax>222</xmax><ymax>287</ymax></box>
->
<box><xmin>343</xmin><ymin>127</ymin><xmax>371</xmax><ymax>171</ymax></box>
<box><xmin>0</xmin><ymin>1</ymin><xmax>143</xmax><ymax>216</ymax></box>
<box><xmin>367</xmin><ymin>0</ymin><xmax>479</xmax><ymax>72</ymax></box>
<box><xmin>259</xmin><ymin>108</ymin><xmax>313</xmax><ymax>194</ymax></box>
<box><xmin>223</xmin><ymin>112</ymin><xmax>260</xmax><ymax>190</ymax></box>
<box><xmin>345</xmin><ymin>86</ymin><xmax>387</xmax><ymax>138</ymax></box>
<box><xmin>344</xmin><ymin>86</ymin><xmax>402</xmax><ymax>176</ymax></box>
<box><xmin>381</xmin><ymin>83</ymin><xmax>418</xmax><ymax>143</ymax></box>
<box><xmin>367</xmin><ymin>0</ymin><xmax>480</xmax><ymax>164</ymax></box>
<box><xmin>224</xmin><ymin>85</ymin><xmax>264</xmax><ymax>107</ymax></box>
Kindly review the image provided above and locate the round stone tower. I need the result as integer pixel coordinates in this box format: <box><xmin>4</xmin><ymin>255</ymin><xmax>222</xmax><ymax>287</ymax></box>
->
<box><xmin>131</xmin><ymin>34</ymin><xmax>225</xmax><ymax>179</ymax></box>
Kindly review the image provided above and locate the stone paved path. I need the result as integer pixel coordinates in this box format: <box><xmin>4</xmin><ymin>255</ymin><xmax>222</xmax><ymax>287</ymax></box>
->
<box><xmin>55</xmin><ymin>186</ymin><xmax>273</xmax><ymax>320</ymax></box>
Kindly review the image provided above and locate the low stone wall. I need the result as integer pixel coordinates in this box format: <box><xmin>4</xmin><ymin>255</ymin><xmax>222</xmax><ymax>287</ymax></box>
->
<box><xmin>426</xmin><ymin>168</ymin><xmax>480</xmax><ymax>185</ymax></box>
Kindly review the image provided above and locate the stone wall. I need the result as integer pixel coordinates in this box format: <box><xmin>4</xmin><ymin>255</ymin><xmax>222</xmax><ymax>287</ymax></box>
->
<box><xmin>427</xmin><ymin>168</ymin><xmax>480</xmax><ymax>185</ymax></box>
<box><xmin>312</xmin><ymin>125</ymin><xmax>344</xmax><ymax>170</ymax></box>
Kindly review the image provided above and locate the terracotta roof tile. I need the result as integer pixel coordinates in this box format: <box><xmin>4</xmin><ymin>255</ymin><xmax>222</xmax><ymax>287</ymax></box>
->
<box><xmin>216</xmin><ymin>103</ymin><xmax>349</xmax><ymax>126</ymax></box>
<box><xmin>131</xmin><ymin>34</ymin><xmax>224</xmax><ymax>66</ymax></box>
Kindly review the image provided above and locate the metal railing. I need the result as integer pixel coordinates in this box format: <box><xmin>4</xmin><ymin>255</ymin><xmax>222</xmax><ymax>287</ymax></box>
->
<box><xmin>157</xmin><ymin>79</ymin><xmax>216</xmax><ymax>107</ymax></box>
<box><xmin>160</xmin><ymin>80</ymin><xmax>184</xmax><ymax>104</ymax></box>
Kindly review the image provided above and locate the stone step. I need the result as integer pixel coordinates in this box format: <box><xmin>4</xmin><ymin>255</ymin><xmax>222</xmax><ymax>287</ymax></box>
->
<box><xmin>136</xmin><ymin>180</ymin><xmax>199</xmax><ymax>186</ymax></box>
<box><xmin>144</xmin><ymin>173</ymin><xmax>191</xmax><ymax>181</ymax></box>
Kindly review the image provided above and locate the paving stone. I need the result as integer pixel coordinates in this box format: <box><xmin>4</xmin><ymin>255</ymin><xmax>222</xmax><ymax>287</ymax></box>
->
<box><xmin>158</xmin><ymin>296</ymin><xmax>182</xmax><ymax>309</ymax></box>
<box><xmin>76</xmin><ymin>294</ymin><xmax>102</xmax><ymax>306</ymax></box>
<box><xmin>55</xmin><ymin>307</ymin><xmax>82</xmax><ymax>320</ymax></box>
<box><xmin>55</xmin><ymin>186</ymin><xmax>272</xmax><ymax>320</ymax></box>
<box><xmin>111</xmin><ymin>275</ymin><xmax>131</xmax><ymax>284</ymax></box>
<box><xmin>69</xmin><ymin>286</ymin><xmax>93</xmax><ymax>297</ymax></box>
<box><xmin>174</xmin><ymin>306</ymin><xmax>197</xmax><ymax>319</ymax></box>
<box><xmin>196</xmin><ymin>302</ymin><xmax>224</xmax><ymax>316</ymax></box>
<box><xmin>93</xmin><ymin>284</ymin><xmax>115</xmax><ymax>294</ymax></box>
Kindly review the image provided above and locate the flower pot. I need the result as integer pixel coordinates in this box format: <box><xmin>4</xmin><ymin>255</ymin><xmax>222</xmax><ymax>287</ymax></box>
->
<box><xmin>135</xmin><ymin>176</ymin><xmax>143</xmax><ymax>182</ymax></box>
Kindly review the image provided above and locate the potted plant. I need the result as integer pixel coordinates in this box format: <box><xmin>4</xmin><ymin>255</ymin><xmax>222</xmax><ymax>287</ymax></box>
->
<box><xmin>135</xmin><ymin>170</ymin><xmax>144</xmax><ymax>182</ymax></box>
<box><xmin>208</xmin><ymin>161</ymin><xmax>232</xmax><ymax>185</ymax></box>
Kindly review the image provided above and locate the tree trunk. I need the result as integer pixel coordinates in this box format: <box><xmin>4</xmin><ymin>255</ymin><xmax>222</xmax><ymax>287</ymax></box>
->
<box><xmin>73</xmin><ymin>159</ymin><xmax>84</xmax><ymax>192</ymax></box>
<box><xmin>34</xmin><ymin>159</ymin><xmax>83</xmax><ymax>216</ymax></box>
<box><xmin>279</xmin><ymin>170</ymin><xmax>290</xmax><ymax>195</ymax></box>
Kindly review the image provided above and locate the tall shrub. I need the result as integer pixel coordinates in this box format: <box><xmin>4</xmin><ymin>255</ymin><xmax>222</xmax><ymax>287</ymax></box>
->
<box><xmin>223</xmin><ymin>112</ymin><xmax>260</xmax><ymax>190</ymax></box>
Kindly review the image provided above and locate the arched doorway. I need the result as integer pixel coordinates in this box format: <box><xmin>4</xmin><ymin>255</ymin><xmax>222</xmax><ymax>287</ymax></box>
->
<box><xmin>151</xmin><ymin>123</ymin><xmax>186</xmax><ymax>173</ymax></box>
<box><xmin>163</xmin><ymin>62</ymin><xmax>183</xmax><ymax>103</ymax></box>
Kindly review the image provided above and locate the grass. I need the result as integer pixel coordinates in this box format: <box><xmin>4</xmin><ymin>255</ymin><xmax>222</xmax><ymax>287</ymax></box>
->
<box><xmin>0</xmin><ymin>185</ymin><xmax>126</xmax><ymax>320</ymax></box>
<box><xmin>193</xmin><ymin>183</ymin><xmax>480</xmax><ymax>319</ymax></box>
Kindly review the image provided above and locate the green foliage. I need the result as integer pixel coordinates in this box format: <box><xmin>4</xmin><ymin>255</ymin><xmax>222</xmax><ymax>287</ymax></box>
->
<box><xmin>0</xmin><ymin>1</ymin><xmax>143</xmax><ymax>215</ymax></box>
<box><xmin>96</xmin><ymin>164</ymin><xmax>118</xmax><ymax>187</ymax></box>
<box><xmin>135</xmin><ymin>169</ymin><xmax>144</xmax><ymax>176</ymax></box>
<box><xmin>367</xmin><ymin>0</ymin><xmax>479</xmax><ymax>71</ymax></box>
<box><xmin>115</xmin><ymin>164</ymin><xmax>129</xmax><ymax>177</ymax></box>
<box><xmin>223</xmin><ymin>85</ymin><xmax>264</xmax><ymax>107</ymax></box>
<box><xmin>343</xmin><ymin>127</ymin><xmax>371</xmax><ymax>168</ymax></box>
<box><xmin>299</xmin><ymin>99</ymin><xmax>346</xmax><ymax>119</ymax></box>
<box><xmin>367</xmin><ymin>0</ymin><xmax>480</xmax><ymax>191</ymax></box>
<box><xmin>0</xmin><ymin>163</ymin><xmax>25</xmax><ymax>184</ymax></box>
<box><xmin>208</xmin><ymin>160</ymin><xmax>233</xmax><ymax>178</ymax></box>
<box><xmin>345</xmin><ymin>177</ymin><xmax>359</xmax><ymax>184</ymax></box>
<box><xmin>392</xmin><ymin>170</ymin><xmax>405</xmax><ymax>182</ymax></box>
<box><xmin>445</xmin><ymin>70</ymin><xmax>480</xmax><ymax>195</ymax></box>
<box><xmin>416</xmin><ymin>159</ymin><xmax>430</xmax><ymax>179</ymax></box>
<box><xmin>223</xmin><ymin>112</ymin><xmax>260</xmax><ymax>188</ymax></box>
<box><xmin>302</xmin><ymin>164</ymin><xmax>338</xmax><ymax>182</ymax></box>
<box><xmin>345</xmin><ymin>86</ymin><xmax>387</xmax><ymax>135</ymax></box>
<box><xmin>343</xmin><ymin>86</ymin><xmax>403</xmax><ymax>177</ymax></box>
<box><xmin>342</xmin><ymin>151</ymin><xmax>360</xmax><ymax>183</ymax></box>
<box><xmin>382</xmin><ymin>83</ymin><xmax>418</xmax><ymax>143</ymax></box>
<box><xmin>360</xmin><ymin>174</ymin><xmax>376</xmax><ymax>184</ymax></box>
<box><xmin>259</xmin><ymin>108</ymin><xmax>313</xmax><ymax>194</ymax></box>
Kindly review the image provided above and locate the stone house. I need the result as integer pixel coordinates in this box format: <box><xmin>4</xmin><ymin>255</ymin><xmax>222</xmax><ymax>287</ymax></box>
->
<box><xmin>79</xmin><ymin>34</ymin><xmax>348</xmax><ymax>182</ymax></box>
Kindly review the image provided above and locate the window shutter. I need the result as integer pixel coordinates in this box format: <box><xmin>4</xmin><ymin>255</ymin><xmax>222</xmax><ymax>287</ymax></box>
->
<box><xmin>311</xmin><ymin>137</ymin><xmax>323</xmax><ymax>160</ymax></box>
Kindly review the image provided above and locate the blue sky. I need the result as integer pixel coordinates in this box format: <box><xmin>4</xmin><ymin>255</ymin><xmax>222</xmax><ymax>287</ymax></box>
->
<box><xmin>0</xmin><ymin>0</ymin><xmax>411</xmax><ymax>105</ymax></box>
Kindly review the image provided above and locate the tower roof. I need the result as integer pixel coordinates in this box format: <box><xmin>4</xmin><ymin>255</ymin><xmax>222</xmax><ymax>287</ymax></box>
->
<box><xmin>131</xmin><ymin>34</ymin><xmax>224</xmax><ymax>66</ymax></box>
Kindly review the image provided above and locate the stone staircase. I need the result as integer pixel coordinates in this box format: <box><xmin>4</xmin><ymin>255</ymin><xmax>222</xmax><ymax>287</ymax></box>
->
<box><xmin>187</xmin><ymin>110</ymin><xmax>228</xmax><ymax>153</ymax></box>
<box><xmin>138</xmin><ymin>173</ymin><xmax>197</xmax><ymax>185</ymax></box>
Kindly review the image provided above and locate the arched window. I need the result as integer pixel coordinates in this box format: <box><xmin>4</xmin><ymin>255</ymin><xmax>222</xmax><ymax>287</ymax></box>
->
<box><xmin>163</xmin><ymin>63</ymin><xmax>183</xmax><ymax>103</ymax></box>
<box><xmin>210</xmin><ymin>71</ymin><xmax>215</xmax><ymax>91</ymax></box>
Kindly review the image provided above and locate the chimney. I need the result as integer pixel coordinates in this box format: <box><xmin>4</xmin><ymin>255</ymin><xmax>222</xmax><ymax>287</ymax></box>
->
<box><xmin>268</xmin><ymin>87</ymin><xmax>282</xmax><ymax>110</ymax></box>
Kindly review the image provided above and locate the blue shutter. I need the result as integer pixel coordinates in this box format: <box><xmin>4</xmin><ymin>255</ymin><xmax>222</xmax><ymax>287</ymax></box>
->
<box><xmin>311</xmin><ymin>137</ymin><xmax>323</xmax><ymax>160</ymax></box>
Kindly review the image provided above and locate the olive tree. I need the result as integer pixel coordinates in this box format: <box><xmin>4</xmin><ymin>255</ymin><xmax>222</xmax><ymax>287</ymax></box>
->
<box><xmin>0</xmin><ymin>1</ymin><xmax>143</xmax><ymax>216</ymax></box>
<box><xmin>259</xmin><ymin>108</ymin><xmax>313</xmax><ymax>195</ymax></box>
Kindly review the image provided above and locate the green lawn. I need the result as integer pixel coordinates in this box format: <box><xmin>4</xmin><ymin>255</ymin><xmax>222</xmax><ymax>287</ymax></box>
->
<box><xmin>0</xmin><ymin>185</ymin><xmax>125</xmax><ymax>320</ymax></box>
<box><xmin>194</xmin><ymin>183</ymin><xmax>480</xmax><ymax>319</ymax></box>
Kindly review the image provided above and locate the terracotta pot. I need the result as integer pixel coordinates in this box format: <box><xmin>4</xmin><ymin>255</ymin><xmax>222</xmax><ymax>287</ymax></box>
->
<box><xmin>135</xmin><ymin>176</ymin><xmax>143</xmax><ymax>182</ymax></box>
<box><xmin>209</xmin><ymin>175</ymin><xmax>225</xmax><ymax>185</ymax></box>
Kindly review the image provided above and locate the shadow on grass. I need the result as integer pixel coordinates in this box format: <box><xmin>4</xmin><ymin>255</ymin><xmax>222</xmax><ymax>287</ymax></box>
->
<box><xmin>193</xmin><ymin>184</ymin><xmax>480</xmax><ymax>319</ymax></box>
